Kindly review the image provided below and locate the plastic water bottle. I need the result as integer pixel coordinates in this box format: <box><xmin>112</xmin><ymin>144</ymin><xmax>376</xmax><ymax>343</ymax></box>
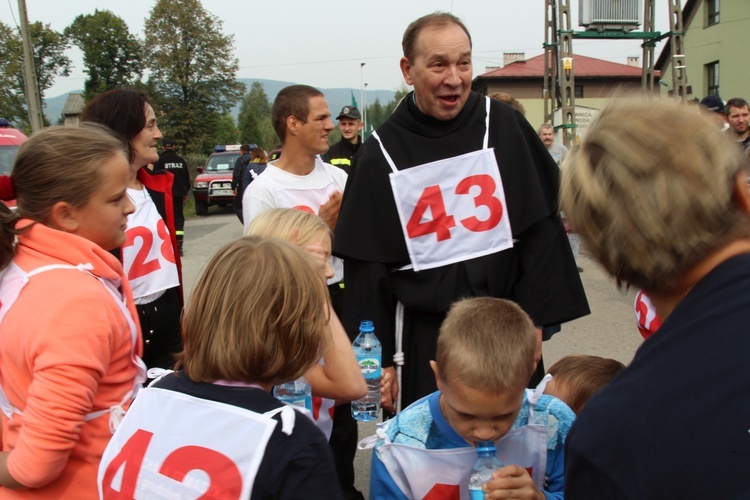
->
<box><xmin>468</xmin><ymin>441</ymin><xmax>505</xmax><ymax>499</ymax></box>
<box><xmin>273</xmin><ymin>376</ymin><xmax>312</xmax><ymax>411</ymax></box>
<box><xmin>351</xmin><ymin>320</ymin><xmax>381</xmax><ymax>421</ymax></box>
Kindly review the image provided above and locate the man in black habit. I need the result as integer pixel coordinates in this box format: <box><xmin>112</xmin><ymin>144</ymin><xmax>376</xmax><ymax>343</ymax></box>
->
<box><xmin>334</xmin><ymin>12</ymin><xmax>589</xmax><ymax>414</ymax></box>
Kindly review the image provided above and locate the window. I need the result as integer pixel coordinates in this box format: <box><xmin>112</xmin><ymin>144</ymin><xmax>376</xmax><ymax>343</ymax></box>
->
<box><xmin>706</xmin><ymin>61</ymin><xmax>720</xmax><ymax>96</ymax></box>
<box><xmin>575</xmin><ymin>85</ymin><xmax>584</xmax><ymax>98</ymax></box>
<box><xmin>707</xmin><ymin>0</ymin><xmax>720</xmax><ymax>26</ymax></box>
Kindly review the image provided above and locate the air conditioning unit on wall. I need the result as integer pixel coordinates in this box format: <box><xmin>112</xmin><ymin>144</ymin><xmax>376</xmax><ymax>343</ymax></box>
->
<box><xmin>580</xmin><ymin>0</ymin><xmax>642</xmax><ymax>32</ymax></box>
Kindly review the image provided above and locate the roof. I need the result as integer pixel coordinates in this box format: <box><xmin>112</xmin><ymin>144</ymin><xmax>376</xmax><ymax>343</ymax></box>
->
<box><xmin>61</xmin><ymin>93</ymin><xmax>85</xmax><ymax>116</ymax></box>
<box><xmin>475</xmin><ymin>53</ymin><xmax>645</xmax><ymax>80</ymax></box>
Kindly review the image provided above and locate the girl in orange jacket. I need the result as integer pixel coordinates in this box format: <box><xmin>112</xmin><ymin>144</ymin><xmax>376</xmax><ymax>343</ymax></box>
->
<box><xmin>0</xmin><ymin>123</ymin><xmax>146</xmax><ymax>498</ymax></box>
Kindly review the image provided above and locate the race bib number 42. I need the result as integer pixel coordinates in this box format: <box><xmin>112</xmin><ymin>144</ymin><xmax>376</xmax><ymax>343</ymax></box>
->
<box><xmin>389</xmin><ymin>148</ymin><xmax>513</xmax><ymax>271</ymax></box>
<box><xmin>98</xmin><ymin>388</ymin><xmax>277</xmax><ymax>499</ymax></box>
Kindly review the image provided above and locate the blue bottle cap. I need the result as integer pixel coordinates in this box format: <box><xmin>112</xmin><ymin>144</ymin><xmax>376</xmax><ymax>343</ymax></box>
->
<box><xmin>475</xmin><ymin>441</ymin><xmax>497</xmax><ymax>454</ymax></box>
<box><xmin>360</xmin><ymin>320</ymin><xmax>374</xmax><ymax>332</ymax></box>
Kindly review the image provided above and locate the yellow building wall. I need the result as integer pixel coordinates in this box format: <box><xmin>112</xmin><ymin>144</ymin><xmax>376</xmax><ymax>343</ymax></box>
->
<box><xmin>480</xmin><ymin>78</ymin><xmax>643</xmax><ymax>129</ymax></box>
<box><xmin>659</xmin><ymin>0</ymin><xmax>750</xmax><ymax>100</ymax></box>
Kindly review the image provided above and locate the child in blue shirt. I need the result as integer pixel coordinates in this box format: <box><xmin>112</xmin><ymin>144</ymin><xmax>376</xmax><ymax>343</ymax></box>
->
<box><xmin>370</xmin><ymin>298</ymin><xmax>575</xmax><ymax>499</ymax></box>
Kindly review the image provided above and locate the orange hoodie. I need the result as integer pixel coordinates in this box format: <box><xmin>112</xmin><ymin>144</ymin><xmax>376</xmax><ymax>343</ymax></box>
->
<box><xmin>0</xmin><ymin>220</ymin><xmax>143</xmax><ymax>499</ymax></box>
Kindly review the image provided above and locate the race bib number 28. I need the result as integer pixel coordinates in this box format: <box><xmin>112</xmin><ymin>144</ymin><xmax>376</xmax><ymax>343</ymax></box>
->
<box><xmin>389</xmin><ymin>148</ymin><xmax>513</xmax><ymax>271</ymax></box>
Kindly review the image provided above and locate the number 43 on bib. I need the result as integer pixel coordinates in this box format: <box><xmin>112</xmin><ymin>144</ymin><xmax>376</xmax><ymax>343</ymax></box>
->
<box><xmin>389</xmin><ymin>148</ymin><xmax>513</xmax><ymax>272</ymax></box>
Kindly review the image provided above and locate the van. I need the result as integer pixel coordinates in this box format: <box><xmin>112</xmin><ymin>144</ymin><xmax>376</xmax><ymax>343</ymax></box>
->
<box><xmin>0</xmin><ymin>118</ymin><xmax>28</xmax><ymax>208</ymax></box>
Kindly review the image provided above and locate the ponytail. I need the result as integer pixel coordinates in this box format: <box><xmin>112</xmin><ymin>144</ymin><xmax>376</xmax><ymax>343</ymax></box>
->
<box><xmin>0</xmin><ymin>202</ymin><xmax>20</xmax><ymax>270</ymax></box>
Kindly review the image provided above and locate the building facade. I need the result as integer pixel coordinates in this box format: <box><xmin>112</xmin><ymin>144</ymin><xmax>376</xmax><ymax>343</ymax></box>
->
<box><xmin>472</xmin><ymin>53</ymin><xmax>654</xmax><ymax>135</ymax></box>
<box><xmin>656</xmin><ymin>0</ymin><xmax>750</xmax><ymax>102</ymax></box>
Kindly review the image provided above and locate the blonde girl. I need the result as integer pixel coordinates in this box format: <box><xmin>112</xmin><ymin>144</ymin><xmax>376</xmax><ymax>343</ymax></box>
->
<box><xmin>246</xmin><ymin>208</ymin><xmax>367</xmax><ymax>403</ymax></box>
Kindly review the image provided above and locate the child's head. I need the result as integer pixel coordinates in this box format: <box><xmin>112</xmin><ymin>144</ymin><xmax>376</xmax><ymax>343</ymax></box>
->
<box><xmin>179</xmin><ymin>236</ymin><xmax>330</xmax><ymax>385</ymax></box>
<box><xmin>0</xmin><ymin>123</ymin><xmax>133</xmax><ymax>267</ymax></box>
<box><xmin>431</xmin><ymin>297</ymin><xmax>537</xmax><ymax>445</ymax></box>
<box><xmin>245</xmin><ymin>208</ymin><xmax>334</xmax><ymax>280</ymax></box>
<box><xmin>545</xmin><ymin>355</ymin><xmax>625</xmax><ymax>414</ymax></box>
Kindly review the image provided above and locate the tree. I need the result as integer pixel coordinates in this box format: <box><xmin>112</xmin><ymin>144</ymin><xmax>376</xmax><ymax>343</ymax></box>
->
<box><xmin>25</xmin><ymin>22</ymin><xmax>72</xmax><ymax>112</ymax></box>
<box><xmin>0</xmin><ymin>21</ymin><xmax>25</xmax><ymax>124</ymax></box>
<box><xmin>382</xmin><ymin>86</ymin><xmax>410</xmax><ymax>118</ymax></box>
<box><xmin>144</xmin><ymin>0</ymin><xmax>244</xmax><ymax>153</ymax></box>
<box><xmin>258</xmin><ymin>117</ymin><xmax>280</xmax><ymax>151</ymax></box>
<box><xmin>237</xmin><ymin>81</ymin><xmax>271</xmax><ymax>144</ymax></box>
<box><xmin>65</xmin><ymin>10</ymin><xmax>143</xmax><ymax>101</ymax></box>
<box><xmin>0</xmin><ymin>21</ymin><xmax>71</xmax><ymax>126</ymax></box>
<box><xmin>366</xmin><ymin>98</ymin><xmax>385</xmax><ymax>133</ymax></box>
<box><xmin>360</xmin><ymin>86</ymin><xmax>409</xmax><ymax>139</ymax></box>
<box><xmin>214</xmin><ymin>112</ymin><xmax>239</xmax><ymax>146</ymax></box>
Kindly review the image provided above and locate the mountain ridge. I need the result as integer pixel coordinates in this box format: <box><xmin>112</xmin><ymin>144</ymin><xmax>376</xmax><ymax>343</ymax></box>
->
<box><xmin>43</xmin><ymin>78</ymin><xmax>399</xmax><ymax>125</ymax></box>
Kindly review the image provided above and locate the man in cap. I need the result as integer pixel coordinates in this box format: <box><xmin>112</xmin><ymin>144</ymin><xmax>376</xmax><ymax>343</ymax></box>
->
<box><xmin>322</xmin><ymin>106</ymin><xmax>363</xmax><ymax>174</ymax></box>
<box><xmin>698</xmin><ymin>94</ymin><xmax>726</xmax><ymax>129</ymax></box>
<box><xmin>153</xmin><ymin>137</ymin><xmax>190</xmax><ymax>256</ymax></box>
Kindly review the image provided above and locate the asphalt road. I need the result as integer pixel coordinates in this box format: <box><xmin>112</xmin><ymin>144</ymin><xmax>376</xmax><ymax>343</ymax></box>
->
<box><xmin>181</xmin><ymin>211</ymin><xmax>644</xmax><ymax>498</ymax></box>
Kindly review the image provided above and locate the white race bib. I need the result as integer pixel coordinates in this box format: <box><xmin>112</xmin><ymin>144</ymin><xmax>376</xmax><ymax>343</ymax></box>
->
<box><xmin>388</xmin><ymin>148</ymin><xmax>513</xmax><ymax>271</ymax></box>
<box><xmin>123</xmin><ymin>189</ymin><xmax>179</xmax><ymax>300</ymax></box>
<box><xmin>377</xmin><ymin>423</ymin><xmax>547</xmax><ymax>499</ymax></box>
<box><xmin>98</xmin><ymin>387</ymin><xmax>280</xmax><ymax>499</ymax></box>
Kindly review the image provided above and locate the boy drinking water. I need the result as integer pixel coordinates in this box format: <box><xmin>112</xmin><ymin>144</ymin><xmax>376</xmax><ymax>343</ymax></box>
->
<box><xmin>369</xmin><ymin>298</ymin><xmax>574</xmax><ymax>499</ymax></box>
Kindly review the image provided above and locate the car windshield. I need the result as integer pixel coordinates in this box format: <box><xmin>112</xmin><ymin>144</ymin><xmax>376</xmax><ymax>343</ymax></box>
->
<box><xmin>205</xmin><ymin>153</ymin><xmax>240</xmax><ymax>172</ymax></box>
<box><xmin>0</xmin><ymin>146</ymin><xmax>19</xmax><ymax>175</ymax></box>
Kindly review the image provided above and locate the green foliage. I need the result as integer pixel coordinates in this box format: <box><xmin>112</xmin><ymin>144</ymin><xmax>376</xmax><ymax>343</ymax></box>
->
<box><xmin>0</xmin><ymin>21</ymin><xmax>25</xmax><ymax>125</ymax></box>
<box><xmin>328</xmin><ymin>127</ymin><xmax>341</xmax><ymax>145</ymax></box>
<box><xmin>0</xmin><ymin>21</ymin><xmax>71</xmax><ymax>127</ymax></box>
<box><xmin>237</xmin><ymin>81</ymin><xmax>271</xmax><ymax>145</ymax></box>
<box><xmin>65</xmin><ymin>10</ymin><xmax>143</xmax><ymax>101</ymax></box>
<box><xmin>335</xmin><ymin>85</ymin><xmax>409</xmax><ymax>141</ymax></box>
<box><xmin>245</xmin><ymin>81</ymin><xmax>271</xmax><ymax>118</ymax></box>
<box><xmin>144</xmin><ymin>0</ymin><xmax>244</xmax><ymax>153</ymax></box>
<box><xmin>237</xmin><ymin>108</ymin><xmax>261</xmax><ymax>145</ymax></box>
<box><xmin>258</xmin><ymin>117</ymin><xmax>280</xmax><ymax>151</ymax></box>
<box><xmin>366</xmin><ymin>98</ymin><xmax>386</xmax><ymax>134</ymax></box>
<box><xmin>26</xmin><ymin>22</ymin><xmax>72</xmax><ymax>101</ymax></box>
<box><xmin>214</xmin><ymin>113</ymin><xmax>240</xmax><ymax>145</ymax></box>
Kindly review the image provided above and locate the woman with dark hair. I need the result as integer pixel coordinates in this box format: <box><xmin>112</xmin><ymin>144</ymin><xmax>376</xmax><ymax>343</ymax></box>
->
<box><xmin>82</xmin><ymin>88</ymin><xmax>183</xmax><ymax>371</ymax></box>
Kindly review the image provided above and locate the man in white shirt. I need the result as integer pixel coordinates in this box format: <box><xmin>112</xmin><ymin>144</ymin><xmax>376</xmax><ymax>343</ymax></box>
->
<box><xmin>241</xmin><ymin>84</ymin><xmax>359</xmax><ymax>499</ymax></box>
<box><xmin>242</xmin><ymin>84</ymin><xmax>346</xmax><ymax>232</ymax></box>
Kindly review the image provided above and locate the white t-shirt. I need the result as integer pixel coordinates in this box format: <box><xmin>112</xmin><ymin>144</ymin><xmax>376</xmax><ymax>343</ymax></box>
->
<box><xmin>242</xmin><ymin>157</ymin><xmax>347</xmax><ymax>230</ymax></box>
<box><xmin>547</xmin><ymin>143</ymin><xmax>569</xmax><ymax>167</ymax></box>
<box><xmin>242</xmin><ymin>157</ymin><xmax>347</xmax><ymax>283</ymax></box>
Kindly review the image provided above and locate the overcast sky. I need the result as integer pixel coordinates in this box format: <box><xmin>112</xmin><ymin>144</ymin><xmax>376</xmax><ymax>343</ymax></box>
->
<box><xmin>1</xmin><ymin>0</ymin><xmax>671</xmax><ymax>98</ymax></box>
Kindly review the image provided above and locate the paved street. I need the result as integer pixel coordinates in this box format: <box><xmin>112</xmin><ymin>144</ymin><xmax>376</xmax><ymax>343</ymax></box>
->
<box><xmin>181</xmin><ymin>211</ymin><xmax>644</xmax><ymax>497</ymax></box>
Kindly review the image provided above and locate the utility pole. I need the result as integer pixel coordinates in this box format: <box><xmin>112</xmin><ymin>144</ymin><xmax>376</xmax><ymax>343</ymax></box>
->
<box><xmin>363</xmin><ymin>82</ymin><xmax>368</xmax><ymax>140</ymax></box>
<box><xmin>360</xmin><ymin>63</ymin><xmax>365</xmax><ymax>114</ymax></box>
<box><xmin>18</xmin><ymin>0</ymin><xmax>44</xmax><ymax>132</ymax></box>
<box><xmin>544</xmin><ymin>0</ymin><xmax>685</xmax><ymax>144</ymax></box>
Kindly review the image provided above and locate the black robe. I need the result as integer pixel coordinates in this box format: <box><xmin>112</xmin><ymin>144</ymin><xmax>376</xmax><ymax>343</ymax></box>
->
<box><xmin>334</xmin><ymin>91</ymin><xmax>589</xmax><ymax>407</ymax></box>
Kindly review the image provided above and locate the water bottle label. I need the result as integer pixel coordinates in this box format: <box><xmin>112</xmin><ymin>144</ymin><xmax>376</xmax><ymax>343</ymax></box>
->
<box><xmin>279</xmin><ymin>397</ymin><xmax>311</xmax><ymax>411</ymax></box>
<box><xmin>357</xmin><ymin>356</ymin><xmax>381</xmax><ymax>378</ymax></box>
<box><xmin>469</xmin><ymin>489</ymin><xmax>485</xmax><ymax>499</ymax></box>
